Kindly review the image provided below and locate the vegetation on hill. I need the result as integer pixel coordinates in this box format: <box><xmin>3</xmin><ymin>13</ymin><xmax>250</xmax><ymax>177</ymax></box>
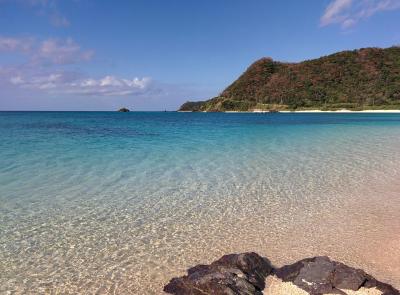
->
<box><xmin>179</xmin><ymin>47</ymin><xmax>400</xmax><ymax>111</ymax></box>
<box><xmin>179</xmin><ymin>101</ymin><xmax>205</xmax><ymax>111</ymax></box>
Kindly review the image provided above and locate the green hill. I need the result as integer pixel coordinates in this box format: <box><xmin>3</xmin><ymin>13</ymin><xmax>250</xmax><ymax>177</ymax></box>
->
<box><xmin>179</xmin><ymin>47</ymin><xmax>400</xmax><ymax>112</ymax></box>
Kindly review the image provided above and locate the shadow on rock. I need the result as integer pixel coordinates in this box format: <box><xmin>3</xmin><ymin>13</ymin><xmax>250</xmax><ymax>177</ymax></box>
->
<box><xmin>164</xmin><ymin>253</ymin><xmax>399</xmax><ymax>295</ymax></box>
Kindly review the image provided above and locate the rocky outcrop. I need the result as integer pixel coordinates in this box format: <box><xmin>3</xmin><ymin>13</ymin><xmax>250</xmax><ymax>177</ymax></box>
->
<box><xmin>164</xmin><ymin>252</ymin><xmax>273</xmax><ymax>295</ymax></box>
<box><xmin>164</xmin><ymin>253</ymin><xmax>399</xmax><ymax>295</ymax></box>
<box><xmin>275</xmin><ymin>256</ymin><xmax>399</xmax><ymax>295</ymax></box>
<box><xmin>118</xmin><ymin>107</ymin><xmax>130</xmax><ymax>112</ymax></box>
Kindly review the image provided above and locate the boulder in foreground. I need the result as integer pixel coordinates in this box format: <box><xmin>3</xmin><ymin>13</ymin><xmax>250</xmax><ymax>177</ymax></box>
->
<box><xmin>164</xmin><ymin>252</ymin><xmax>273</xmax><ymax>295</ymax></box>
<box><xmin>275</xmin><ymin>256</ymin><xmax>399</xmax><ymax>295</ymax></box>
<box><xmin>164</xmin><ymin>253</ymin><xmax>399</xmax><ymax>295</ymax></box>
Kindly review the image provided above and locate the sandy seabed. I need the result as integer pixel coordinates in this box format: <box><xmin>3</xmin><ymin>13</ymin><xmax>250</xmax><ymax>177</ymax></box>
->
<box><xmin>2</xmin><ymin>171</ymin><xmax>400</xmax><ymax>295</ymax></box>
<box><xmin>2</xmin><ymin>113</ymin><xmax>400</xmax><ymax>294</ymax></box>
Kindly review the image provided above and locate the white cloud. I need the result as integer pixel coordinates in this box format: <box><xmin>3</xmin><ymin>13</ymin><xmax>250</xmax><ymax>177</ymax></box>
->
<box><xmin>0</xmin><ymin>36</ymin><xmax>94</xmax><ymax>65</ymax></box>
<box><xmin>9</xmin><ymin>76</ymin><xmax>24</xmax><ymax>85</ymax></box>
<box><xmin>7</xmin><ymin>69</ymin><xmax>152</xmax><ymax>96</ymax></box>
<box><xmin>321</xmin><ymin>0</ymin><xmax>400</xmax><ymax>28</ymax></box>
<box><xmin>50</xmin><ymin>13</ymin><xmax>70</xmax><ymax>27</ymax></box>
<box><xmin>321</xmin><ymin>0</ymin><xmax>353</xmax><ymax>26</ymax></box>
<box><xmin>0</xmin><ymin>36</ymin><xmax>34</xmax><ymax>52</ymax></box>
<box><xmin>0</xmin><ymin>36</ymin><xmax>154</xmax><ymax>97</ymax></box>
<box><xmin>35</xmin><ymin>38</ymin><xmax>94</xmax><ymax>65</ymax></box>
<box><xmin>342</xmin><ymin>18</ymin><xmax>356</xmax><ymax>28</ymax></box>
<box><xmin>68</xmin><ymin>76</ymin><xmax>152</xmax><ymax>96</ymax></box>
<box><xmin>8</xmin><ymin>0</ymin><xmax>71</xmax><ymax>27</ymax></box>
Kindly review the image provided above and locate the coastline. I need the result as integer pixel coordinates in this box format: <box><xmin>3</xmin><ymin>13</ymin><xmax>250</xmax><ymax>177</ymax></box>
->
<box><xmin>179</xmin><ymin>109</ymin><xmax>400</xmax><ymax>113</ymax></box>
<box><xmin>279</xmin><ymin>109</ymin><xmax>400</xmax><ymax>113</ymax></box>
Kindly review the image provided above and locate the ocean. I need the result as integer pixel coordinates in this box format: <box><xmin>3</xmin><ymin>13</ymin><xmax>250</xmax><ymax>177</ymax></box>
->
<box><xmin>1</xmin><ymin>111</ymin><xmax>400</xmax><ymax>294</ymax></box>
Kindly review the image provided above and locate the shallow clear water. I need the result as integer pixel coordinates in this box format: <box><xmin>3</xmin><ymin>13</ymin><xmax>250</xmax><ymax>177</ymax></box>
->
<box><xmin>1</xmin><ymin>112</ymin><xmax>400</xmax><ymax>294</ymax></box>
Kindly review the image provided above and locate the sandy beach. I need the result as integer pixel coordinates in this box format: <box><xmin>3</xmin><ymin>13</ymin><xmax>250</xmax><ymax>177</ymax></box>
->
<box><xmin>252</xmin><ymin>109</ymin><xmax>400</xmax><ymax>113</ymax></box>
<box><xmin>280</xmin><ymin>109</ymin><xmax>400</xmax><ymax>113</ymax></box>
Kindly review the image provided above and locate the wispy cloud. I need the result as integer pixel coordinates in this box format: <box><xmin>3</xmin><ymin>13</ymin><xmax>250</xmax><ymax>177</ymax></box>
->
<box><xmin>0</xmin><ymin>36</ymin><xmax>34</xmax><ymax>52</ymax></box>
<box><xmin>0</xmin><ymin>36</ymin><xmax>154</xmax><ymax>97</ymax></box>
<box><xmin>321</xmin><ymin>0</ymin><xmax>400</xmax><ymax>28</ymax></box>
<box><xmin>49</xmin><ymin>12</ymin><xmax>70</xmax><ymax>27</ymax></box>
<box><xmin>34</xmin><ymin>38</ymin><xmax>94</xmax><ymax>65</ymax></box>
<box><xmin>0</xmin><ymin>36</ymin><xmax>93</xmax><ymax>65</ymax></box>
<box><xmin>3</xmin><ymin>0</ymin><xmax>71</xmax><ymax>27</ymax></box>
<box><xmin>321</xmin><ymin>0</ymin><xmax>353</xmax><ymax>27</ymax></box>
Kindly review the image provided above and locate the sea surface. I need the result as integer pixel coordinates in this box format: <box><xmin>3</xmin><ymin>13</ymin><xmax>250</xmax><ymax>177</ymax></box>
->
<box><xmin>1</xmin><ymin>111</ymin><xmax>400</xmax><ymax>294</ymax></box>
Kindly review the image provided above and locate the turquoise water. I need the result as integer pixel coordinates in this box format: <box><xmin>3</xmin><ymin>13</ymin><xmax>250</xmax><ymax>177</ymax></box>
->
<box><xmin>1</xmin><ymin>112</ymin><xmax>400</xmax><ymax>294</ymax></box>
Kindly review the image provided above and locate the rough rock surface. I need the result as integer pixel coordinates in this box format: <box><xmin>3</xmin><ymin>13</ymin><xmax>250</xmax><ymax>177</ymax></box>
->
<box><xmin>163</xmin><ymin>252</ymin><xmax>273</xmax><ymax>295</ymax></box>
<box><xmin>164</xmin><ymin>253</ymin><xmax>399</xmax><ymax>295</ymax></box>
<box><xmin>275</xmin><ymin>256</ymin><xmax>399</xmax><ymax>295</ymax></box>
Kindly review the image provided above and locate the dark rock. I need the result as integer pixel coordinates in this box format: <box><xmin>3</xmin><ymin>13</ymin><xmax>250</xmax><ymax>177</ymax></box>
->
<box><xmin>164</xmin><ymin>253</ymin><xmax>399</xmax><ymax>294</ymax></box>
<box><xmin>332</xmin><ymin>263</ymin><xmax>367</xmax><ymax>290</ymax></box>
<box><xmin>118</xmin><ymin>107</ymin><xmax>130</xmax><ymax>112</ymax></box>
<box><xmin>294</xmin><ymin>257</ymin><xmax>335</xmax><ymax>294</ymax></box>
<box><xmin>163</xmin><ymin>252</ymin><xmax>273</xmax><ymax>295</ymax></box>
<box><xmin>364</xmin><ymin>278</ymin><xmax>400</xmax><ymax>295</ymax></box>
<box><xmin>275</xmin><ymin>256</ymin><xmax>400</xmax><ymax>295</ymax></box>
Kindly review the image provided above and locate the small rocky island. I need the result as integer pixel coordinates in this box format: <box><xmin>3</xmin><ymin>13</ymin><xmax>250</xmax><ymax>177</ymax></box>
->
<box><xmin>164</xmin><ymin>252</ymin><xmax>399</xmax><ymax>295</ymax></box>
<box><xmin>118</xmin><ymin>107</ymin><xmax>130</xmax><ymax>112</ymax></box>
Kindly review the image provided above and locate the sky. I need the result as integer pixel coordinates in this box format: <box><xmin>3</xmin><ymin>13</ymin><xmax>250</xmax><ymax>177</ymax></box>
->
<box><xmin>0</xmin><ymin>0</ymin><xmax>400</xmax><ymax>111</ymax></box>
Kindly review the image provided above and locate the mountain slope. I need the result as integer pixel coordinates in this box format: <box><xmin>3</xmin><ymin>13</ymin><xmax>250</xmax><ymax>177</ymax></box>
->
<box><xmin>180</xmin><ymin>47</ymin><xmax>400</xmax><ymax>111</ymax></box>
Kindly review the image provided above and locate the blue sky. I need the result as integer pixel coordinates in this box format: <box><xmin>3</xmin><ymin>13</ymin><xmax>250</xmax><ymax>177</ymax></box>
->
<box><xmin>1</xmin><ymin>0</ymin><xmax>400</xmax><ymax>110</ymax></box>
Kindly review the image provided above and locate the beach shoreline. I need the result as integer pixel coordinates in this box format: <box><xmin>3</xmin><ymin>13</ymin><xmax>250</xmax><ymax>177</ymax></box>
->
<box><xmin>179</xmin><ymin>109</ymin><xmax>400</xmax><ymax>113</ymax></box>
<box><xmin>279</xmin><ymin>109</ymin><xmax>400</xmax><ymax>113</ymax></box>
<box><xmin>252</xmin><ymin>109</ymin><xmax>400</xmax><ymax>113</ymax></box>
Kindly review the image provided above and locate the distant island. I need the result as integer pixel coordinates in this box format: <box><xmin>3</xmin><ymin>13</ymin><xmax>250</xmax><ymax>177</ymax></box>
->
<box><xmin>118</xmin><ymin>107</ymin><xmax>130</xmax><ymax>112</ymax></box>
<box><xmin>179</xmin><ymin>46</ymin><xmax>400</xmax><ymax>112</ymax></box>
